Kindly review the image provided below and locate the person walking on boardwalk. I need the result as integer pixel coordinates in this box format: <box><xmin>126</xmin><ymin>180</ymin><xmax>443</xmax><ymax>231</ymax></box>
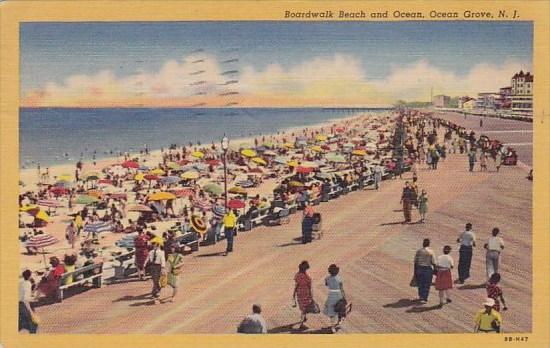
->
<box><xmin>293</xmin><ymin>261</ymin><xmax>313</xmax><ymax>329</ymax></box>
<box><xmin>223</xmin><ymin>209</ymin><xmax>237</xmax><ymax>255</ymax></box>
<box><xmin>414</xmin><ymin>239</ymin><xmax>436</xmax><ymax>304</ymax></box>
<box><xmin>474</xmin><ymin>298</ymin><xmax>502</xmax><ymax>333</ymax></box>
<box><xmin>323</xmin><ymin>264</ymin><xmax>347</xmax><ymax>333</ymax></box>
<box><xmin>435</xmin><ymin>246</ymin><xmax>454</xmax><ymax>307</ymax></box>
<box><xmin>166</xmin><ymin>245</ymin><xmax>183</xmax><ymax>302</ymax></box>
<box><xmin>484</xmin><ymin>227</ymin><xmax>504</xmax><ymax>279</ymax></box>
<box><xmin>134</xmin><ymin>228</ymin><xmax>150</xmax><ymax>281</ymax></box>
<box><xmin>373</xmin><ymin>164</ymin><xmax>383</xmax><ymax>190</ymax></box>
<box><xmin>19</xmin><ymin>269</ymin><xmax>38</xmax><ymax>334</ymax></box>
<box><xmin>145</xmin><ymin>240</ymin><xmax>165</xmax><ymax>303</ymax></box>
<box><xmin>486</xmin><ymin>273</ymin><xmax>507</xmax><ymax>313</ymax></box>
<box><xmin>468</xmin><ymin>148</ymin><xmax>477</xmax><ymax>172</ymax></box>
<box><xmin>400</xmin><ymin>182</ymin><xmax>414</xmax><ymax>223</ymax></box>
<box><xmin>417</xmin><ymin>190</ymin><xmax>428</xmax><ymax>223</ymax></box>
<box><xmin>456</xmin><ymin>223</ymin><xmax>476</xmax><ymax>284</ymax></box>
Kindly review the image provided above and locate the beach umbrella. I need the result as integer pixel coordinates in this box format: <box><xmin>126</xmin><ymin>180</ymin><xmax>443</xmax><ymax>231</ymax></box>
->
<box><xmin>144</xmin><ymin>174</ymin><xmax>159</xmax><ymax>181</ymax></box>
<box><xmin>170</xmin><ymin>188</ymin><xmax>195</xmax><ymax>198</ymax></box>
<box><xmin>20</xmin><ymin>204</ymin><xmax>38</xmax><ymax>212</ymax></box>
<box><xmin>296</xmin><ymin>166</ymin><xmax>314</xmax><ymax>174</ymax></box>
<box><xmin>98</xmin><ymin>179</ymin><xmax>113</xmax><ymax>185</ymax></box>
<box><xmin>37</xmin><ymin>199</ymin><xmax>62</xmax><ymax>208</ymax></box>
<box><xmin>262</xmin><ymin>141</ymin><xmax>273</xmax><ymax>148</ymax></box>
<box><xmin>161</xmin><ymin>176</ymin><xmax>180</xmax><ymax>185</ymax></box>
<box><xmin>122</xmin><ymin>160</ymin><xmax>140</xmax><ymax>169</ymax></box>
<box><xmin>139</xmin><ymin>165</ymin><xmax>150</xmax><ymax>171</ymax></box>
<box><xmin>127</xmin><ymin>204</ymin><xmax>153</xmax><ymax>212</ymax></box>
<box><xmin>310</xmin><ymin>145</ymin><xmax>323</xmax><ymax>153</ymax></box>
<box><xmin>315</xmin><ymin>172</ymin><xmax>331</xmax><ymax>179</ymax></box>
<box><xmin>181</xmin><ymin>170</ymin><xmax>200</xmax><ymax>180</ymax></box>
<box><xmin>49</xmin><ymin>186</ymin><xmax>69</xmax><ymax>196</ymax></box>
<box><xmin>83</xmin><ymin>172</ymin><xmax>100</xmax><ymax>181</ymax></box>
<box><xmin>239</xmin><ymin>142</ymin><xmax>254</xmax><ymax>149</ymax></box>
<box><xmin>343</xmin><ymin>143</ymin><xmax>355</xmax><ymax>148</ymax></box>
<box><xmin>264</xmin><ymin>150</ymin><xmax>277</xmax><ymax>156</ymax></box>
<box><xmin>87</xmin><ymin>189</ymin><xmax>103</xmax><ymax>198</ymax></box>
<box><xmin>205</xmin><ymin>159</ymin><xmax>221</xmax><ymax>166</ymax></box>
<box><xmin>228</xmin><ymin>186</ymin><xmax>246</xmax><ymax>195</ymax></box>
<box><xmin>352</xmin><ymin>149</ymin><xmax>367</xmax><ymax>156</ymax></box>
<box><xmin>148</xmin><ymin>191</ymin><xmax>176</xmax><ymax>201</ymax></box>
<box><xmin>227</xmin><ymin>199</ymin><xmax>245</xmax><ymax>209</ymax></box>
<box><xmin>150</xmin><ymin>168</ymin><xmax>165</xmax><ymax>175</ymax></box>
<box><xmin>301</xmin><ymin>161</ymin><xmax>319</xmax><ymax>168</ymax></box>
<box><xmin>193</xmin><ymin>163</ymin><xmax>209</xmax><ymax>171</ymax></box>
<box><xmin>26</xmin><ymin>208</ymin><xmax>50</xmax><ymax>223</ymax></box>
<box><xmin>274</xmin><ymin>156</ymin><xmax>289</xmax><ymax>164</ymax></box>
<box><xmin>326</xmin><ymin>154</ymin><xmax>347</xmax><ymax>163</ymax></box>
<box><xmin>115</xmin><ymin>233</ymin><xmax>137</xmax><ymax>248</ymax></box>
<box><xmin>315</xmin><ymin>134</ymin><xmax>327</xmax><ymax>142</ymax></box>
<box><xmin>287</xmin><ymin>160</ymin><xmax>299</xmax><ymax>167</ymax></box>
<box><xmin>213</xmin><ymin>205</ymin><xmax>226</xmax><ymax>217</ymax></box>
<box><xmin>252</xmin><ymin>157</ymin><xmax>266</xmax><ymax>166</ymax></box>
<box><xmin>335</xmin><ymin>127</ymin><xmax>345</xmax><ymax>133</ymax></box>
<box><xmin>248</xmin><ymin>167</ymin><xmax>263</xmax><ymax>174</ymax></box>
<box><xmin>167</xmin><ymin>162</ymin><xmax>180</xmax><ymax>170</ymax></box>
<box><xmin>75</xmin><ymin>195</ymin><xmax>99</xmax><ymax>205</ymax></box>
<box><xmin>134</xmin><ymin>172</ymin><xmax>145</xmax><ymax>182</ymax></box>
<box><xmin>192</xmin><ymin>151</ymin><xmax>205</xmax><ymax>159</ymax></box>
<box><xmin>203</xmin><ymin>183</ymin><xmax>224</xmax><ymax>195</ymax></box>
<box><xmin>109</xmin><ymin>193</ymin><xmax>127</xmax><ymax>200</ymax></box>
<box><xmin>25</xmin><ymin>233</ymin><xmax>60</xmax><ymax>267</ymax></box>
<box><xmin>283</xmin><ymin>143</ymin><xmax>295</xmax><ymax>149</ymax></box>
<box><xmin>193</xmin><ymin>197</ymin><xmax>212</xmax><ymax>211</ymax></box>
<box><xmin>57</xmin><ymin>174</ymin><xmax>72</xmax><ymax>182</ymax></box>
<box><xmin>238</xmin><ymin>180</ymin><xmax>255</xmax><ymax>188</ymax></box>
<box><xmin>83</xmin><ymin>221</ymin><xmax>113</xmax><ymax>234</ymax></box>
<box><xmin>241</xmin><ymin>149</ymin><xmax>257</xmax><ymax>158</ymax></box>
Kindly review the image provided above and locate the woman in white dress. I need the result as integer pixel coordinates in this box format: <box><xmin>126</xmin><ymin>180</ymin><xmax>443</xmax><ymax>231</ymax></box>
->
<box><xmin>323</xmin><ymin>264</ymin><xmax>345</xmax><ymax>333</ymax></box>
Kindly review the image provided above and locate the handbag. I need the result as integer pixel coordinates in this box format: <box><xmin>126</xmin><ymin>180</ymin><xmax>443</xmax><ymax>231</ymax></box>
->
<box><xmin>306</xmin><ymin>300</ymin><xmax>320</xmax><ymax>314</ymax></box>
<box><xmin>159</xmin><ymin>273</ymin><xmax>168</xmax><ymax>288</ymax></box>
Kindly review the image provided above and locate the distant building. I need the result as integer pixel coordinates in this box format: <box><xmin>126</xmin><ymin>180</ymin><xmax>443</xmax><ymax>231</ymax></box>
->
<box><xmin>511</xmin><ymin>71</ymin><xmax>533</xmax><ymax>116</ymax></box>
<box><xmin>498</xmin><ymin>87</ymin><xmax>512</xmax><ymax>109</ymax></box>
<box><xmin>462</xmin><ymin>99</ymin><xmax>476</xmax><ymax>110</ymax></box>
<box><xmin>459</xmin><ymin>96</ymin><xmax>474</xmax><ymax>109</ymax></box>
<box><xmin>476</xmin><ymin>92</ymin><xmax>500</xmax><ymax>110</ymax></box>
<box><xmin>432</xmin><ymin>95</ymin><xmax>450</xmax><ymax>108</ymax></box>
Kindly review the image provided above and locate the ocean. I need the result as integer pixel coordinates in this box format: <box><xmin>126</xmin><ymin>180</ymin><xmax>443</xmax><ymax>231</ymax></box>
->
<box><xmin>19</xmin><ymin>107</ymin><xmax>390</xmax><ymax>168</ymax></box>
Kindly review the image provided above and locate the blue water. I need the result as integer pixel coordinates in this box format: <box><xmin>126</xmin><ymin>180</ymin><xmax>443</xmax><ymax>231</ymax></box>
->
<box><xmin>20</xmin><ymin>107</ymin><xmax>390</xmax><ymax>168</ymax></box>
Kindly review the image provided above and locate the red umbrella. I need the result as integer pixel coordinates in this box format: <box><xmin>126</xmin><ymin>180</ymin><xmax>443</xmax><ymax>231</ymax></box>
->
<box><xmin>25</xmin><ymin>233</ymin><xmax>60</xmax><ymax>267</ymax></box>
<box><xmin>49</xmin><ymin>187</ymin><xmax>69</xmax><ymax>196</ymax></box>
<box><xmin>178</xmin><ymin>159</ymin><xmax>190</xmax><ymax>165</ymax></box>
<box><xmin>122</xmin><ymin>160</ymin><xmax>140</xmax><ymax>169</ymax></box>
<box><xmin>321</xmin><ymin>145</ymin><xmax>331</xmax><ymax>150</ymax></box>
<box><xmin>171</xmin><ymin>188</ymin><xmax>195</xmax><ymax>198</ymax></box>
<box><xmin>249</xmin><ymin>167</ymin><xmax>263</xmax><ymax>173</ymax></box>
<box><xmin>205</xmin><ymin>159</ymin><xmax>221</xmax><ymax>166</ymax></box>
<box><xmin>296</xmin><ymin>166</ymin><xmax>314</xmax><ymax>174</ymax></box>
<box><xmin>227</xmin><ymin>199</ymin><xmax>245</xmax><ymax>209</ymax></box>
<box><xmin>144</xmin><ymin>174</ymin><xmax>159</xmax><ymax>181</ymax></box>
<box><xmin>37</xmin><ymin>199</ymin><xmax>62</xmax><ymax>208</ymax></box>
<box><xmin>98</xmin><ymin>179</ymin><xmax>113</xmax><ymax>185</ymax></box>
<box><xmin>109</xmin><ymin>193</ymin><xmax>127</xmax><ymax>200</ymax></box>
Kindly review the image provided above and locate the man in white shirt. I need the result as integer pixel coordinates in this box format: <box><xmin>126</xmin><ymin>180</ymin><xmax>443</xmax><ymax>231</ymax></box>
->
<box><xmin>456</xmin><ymin>223</ymin><xmax>476</xmax><ymax>284</ymax></box>
<box><xmin>19</xmin><ymin>269</ymin><xmax>38</xmax><ymax>333</ymax></box>
<box><xmin>145</xmin><ymin>241</ymin><xmax>166</xmax><ymax>302</ymax></box>
<box><xmin>237</xmin><ymin>304</ymin><xmax>268</xmax><ymax>334</ymax></box>
<box><xmin>484</xmin><ymin>227</ymin><xmax>504</xmax><ymax>279</ymax></box>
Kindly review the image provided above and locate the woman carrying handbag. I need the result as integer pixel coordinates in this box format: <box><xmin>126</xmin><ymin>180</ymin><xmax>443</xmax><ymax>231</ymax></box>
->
<box><xmin>293</xmin><ymin>261</ymin><xmax>316</xmax><ymax>330</ymax></box>
<box><xmin>323</xmin><ymin>264</ymin><xmax>348</xmax><ymax>333</ymax></box>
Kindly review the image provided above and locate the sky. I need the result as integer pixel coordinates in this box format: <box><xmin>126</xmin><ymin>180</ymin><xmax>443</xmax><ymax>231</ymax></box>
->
<box><xmin>20</xmin><ymin>21</ymin><xmax>533</xmax><ymax>107</ymax></box>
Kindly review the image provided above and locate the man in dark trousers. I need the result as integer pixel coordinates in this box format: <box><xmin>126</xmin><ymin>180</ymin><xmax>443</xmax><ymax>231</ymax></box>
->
<box><xmin>414</xmin><ymin>239</ymin><xmax>436</xmax><ymax>304</ymax></box>
<box><xmin>145</xmin><ymin>241</ymin><xmax>165</xmax><ymax>303</ymax></box>
<box><xmin>457</xmin><ymin>223</ymin><xmax>476</xmax><ymax>284</ymax></box>
<box><xmin>223</xmin><ymin>210</ymin><xmax>237</xmax><ymax>255</ymax></box>
<box><xmin>468</xmin><ymin>149</ymin><xmax>477</xmax><ymax>172</ymax></box>
<box><xmin>400</xmin><ymin>181</ymin><xmax>414</xmax><ymax>223</ymax></box>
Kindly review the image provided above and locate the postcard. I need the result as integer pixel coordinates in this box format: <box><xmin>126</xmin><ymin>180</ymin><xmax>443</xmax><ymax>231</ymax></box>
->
<box><xmin>0</xmin><ymin>1</ymin><xmax>548</xmax><ymax>348</ymax></box>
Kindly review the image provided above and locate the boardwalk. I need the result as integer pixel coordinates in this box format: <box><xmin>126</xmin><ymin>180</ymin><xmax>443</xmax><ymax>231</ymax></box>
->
<box><xmin>34</xmin><ymin>117</ymin><xmax>532</xmax><ymax>334</ymax></box>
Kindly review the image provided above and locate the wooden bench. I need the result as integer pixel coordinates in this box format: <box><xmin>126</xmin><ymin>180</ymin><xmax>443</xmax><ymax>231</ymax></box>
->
<box><xmin>57</xmin><ymin>262</ymin><xmax>103</xmax><ymax>302</ymax></box>
<box><xmin>113</xmin><ymin>250</ymin><xmax>137</xmax><ymax>278</ymax></box>
<box><xmin>266</xmin><ymin>208</ymin><xmax>290</xmax><ymax>226</ymax></box>
<box><xmin>250</xmin><ymin>208</ymin><xmax>270</xmax><ymax>228</ymax></box>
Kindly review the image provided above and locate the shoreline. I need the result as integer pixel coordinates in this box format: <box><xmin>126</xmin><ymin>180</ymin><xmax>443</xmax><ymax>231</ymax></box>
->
<box><xmin>19</xmin><ymin>112</ymin><xmax>371</xmax><ymax>191</ymax></box>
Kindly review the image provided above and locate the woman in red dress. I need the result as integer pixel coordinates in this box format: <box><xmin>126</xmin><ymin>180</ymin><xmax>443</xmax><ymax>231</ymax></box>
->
<box><xmin>134</xmin><ymin>228</ymin><xmax>150</xmax><ymax>280</ymax></box>
<box><xmin>37</xmin><ymin>256</ymin><xmax>65</xmax><ymax>299</ymax></box>
<box><xmin>293</xmin><ymin>261</ymin><xmax>313</xmax><ymax>329</ymax></box>
<box><xmin>486</xmin><ymin>273</ymin><xmax>507</xmax><ymax>312</ymax></box>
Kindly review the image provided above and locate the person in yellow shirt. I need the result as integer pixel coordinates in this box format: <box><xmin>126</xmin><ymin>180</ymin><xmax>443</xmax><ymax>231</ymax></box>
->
<box><xmin>74</xmin><ymin>212</ymin><xmax>83</xmax><ymax>236</ymax></box>
<box><xmin>474</xmin><ymin>298</ymin><xmax>502</xmax><ymax>333</ymax></box>
<box><xmin>223</xmin><ymin>210</ymin><xmax>237</xmax><ymax>255</ymax></box>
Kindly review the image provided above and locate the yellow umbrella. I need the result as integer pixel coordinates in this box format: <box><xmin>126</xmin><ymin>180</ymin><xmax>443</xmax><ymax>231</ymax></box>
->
<box><xmin>192</xmin><ymin>151</ymin><xmax>204</xmax><ymax>159</ymax></box>
<box><xmin>58</xmin><ymin>174</ymin><xmax>72</xmax><ymax>181</ymax></box>
<box><xmin>134</xmin><ymin>172</ymin><xmax>145</xmax><ymax>181</ymax></box>
<box><xmin>289</xmin><ymin>181</ymin><xmax>304</xmax><ymax>187</ymax></box>
<box><xmin>241</xmin><ymin>149</ymin><xmax>257</xmax><ymax>158</ymax></box>
<box><xmin>20</xmin><ymin>204</ymin><xmax>38</xmax><ymax>212</ymax></box>
<box><xmin>252</xmin><ymin>157</ymin><xmax>266</xmax><ymax>166</ymax></box>
<box><xmin>167</xmin><ymin>162</ymin><xmax>180</xmax><ymax>170</ymax></box>
<box><xmin>352</xmin><ymin>149</ymin><xmax>367</xmax><ymax>156</ymax></box>
<box><xmin>228</xmin><ymin>186</ymin><xmax>246</xmax><ymax>194</ymax></box>
<box><xmin>150</xmin><ymin>168</ymin><xmax>165</xmax><ymax>175</ymax></box>
<box><xmin>27</xmin><ymin>209</ymin><xmax>50</xmax><ymax>222</ymax></box>
<box><xmin>148</xmin><ymin>192</ymin><xmax>177</xmax><ymax>201</ymax></box>
<box><xmin>310</xmin><ymin>145</ymin><xmax>323</xmax><ymax>153</ymax></box>
<box><xmin>181</xmin><ymin>171</ymin><xmax>200</xmax><ymax>180</ymax></box>
<box><xmin>287</xmin><ymin>160</ymin><xmax>299</xmax><ymax>167</ymax></box>
<box><xmin>150</xmin><ymin>235</ymin><xmax>164</xmax><ymax>246</ymax></box>
<box><xmin>315</xmin><ymin>134</ymin><xmax>327</xmax><ymax>141</ymax></box>
<box><xmin>283</xmin><ymin>143</ymin><xmax>295</xmax><ymax>149</ymax></box>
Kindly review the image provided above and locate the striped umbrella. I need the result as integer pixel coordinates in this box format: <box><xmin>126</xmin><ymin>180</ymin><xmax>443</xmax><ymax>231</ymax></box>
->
<box><xmin>212</xmin><ymin>205</ymin><xmax>226</xmax><ymax>217</ymax></box>
<box><xmin>193</xmin><ymin>197</ymin><xmax>212</xmax><ymax>212</ymax></box>
<box><xmin>25</xmin><ymin>234</ymin><xmax>60</xmax><ymax>267</ymax></box>
<box><xmin>161</xmin><ymin>176</ymin><xmax>180</xmax><ymax>185</ymax></box>
<box><xmin>38</xmin><ymin>199</ymin><xmax>62</xmax><ymax>208</ymax></box>
<box><xmin>83</xmin><ymin>221</ymin><xmax>113</xmax><ymax>234</ymax></box>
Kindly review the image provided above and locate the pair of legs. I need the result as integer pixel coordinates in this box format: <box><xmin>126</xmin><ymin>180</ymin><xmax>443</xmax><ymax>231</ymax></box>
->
<box><xmin>438</xmin><ymin>289</ymin><xmax>451</xmax><ymax>305</ymax></box>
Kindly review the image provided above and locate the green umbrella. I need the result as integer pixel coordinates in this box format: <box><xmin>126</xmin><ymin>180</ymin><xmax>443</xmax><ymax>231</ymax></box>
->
<box><xmin>203</xmin><ymin>183</ymin><xmax>224</xmax><ymax>196</ymax></box>
<box><xmin>75</xmin><ymin>195</ymin><xmax>99</xmax><ymax>205</ymax></box>
<box><xmin>325</xmin><ymin>154</ymin><xmax>347</xmax><ymax>163</ymax></box>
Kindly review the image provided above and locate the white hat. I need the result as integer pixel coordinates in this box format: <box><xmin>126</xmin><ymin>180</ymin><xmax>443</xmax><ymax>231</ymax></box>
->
<box><xmin>483</xmin><ymin>298</ymin><xmax>495</xmax><ymax>307</ymax></box>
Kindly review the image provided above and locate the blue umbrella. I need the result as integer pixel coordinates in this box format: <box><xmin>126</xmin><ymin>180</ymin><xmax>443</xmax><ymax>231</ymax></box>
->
<box><xmin>274</xmin><ymin>156</ymin><xmax>289</xmax><ymax>164</ymax></box>
<box><xmin>193</xmin><ymin>163</ymin><xmax>208</xmax><ymax>171</ymax></box>
<box><xmin>139</xmin><ymin>165</ymin><xmax>150</xmax><ymax>171</ymax></box>
<box><xmin>213</xmin><ymin>205</ymin><xmax>226</xmax><ymax>217</ymax></box>
<box><xmin>83</xmin><ymin>221</ymin><xmax>112</xmax><ymax>234</ymax></box>
<box><xmin>161</xmin><ymin>176</ymin><xmax>180</xmax><ymax>185</ymax></box>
